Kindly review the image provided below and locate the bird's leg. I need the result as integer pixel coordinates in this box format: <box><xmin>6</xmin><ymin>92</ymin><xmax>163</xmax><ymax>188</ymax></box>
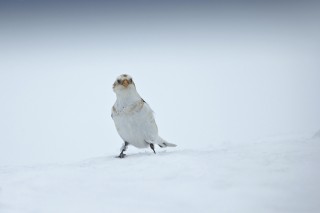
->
<box><xmin>118</xmin><ymin>141</ymin><xmax>129</xmax><ymax>158</ymax></box>
<box><xmin>150</xmin><ymin>143</ymin><xmax>156</xmax><ymax>154</ymax></box>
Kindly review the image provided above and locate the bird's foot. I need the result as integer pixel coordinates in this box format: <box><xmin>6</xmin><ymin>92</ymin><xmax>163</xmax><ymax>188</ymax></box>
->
<box><xmin>116</xmin><ymin>141</ymin><xmax>129</xmax><ymax>158</ymax></box>
<box><xmin>150</xmin><ymin>143</ymin><xmax>156</xmax><ymax>154</ymax></box>
<box><xmin>117</xmin><ymin>152</ymin><xmax>126</xmax><ymax>158</ymax></box>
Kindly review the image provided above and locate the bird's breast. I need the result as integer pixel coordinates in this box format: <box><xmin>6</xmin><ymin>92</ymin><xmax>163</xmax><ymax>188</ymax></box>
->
<box><xmin>112</xmin><ymin>100</ymin><xmax>158</xmax><ymax>148</ymax></box>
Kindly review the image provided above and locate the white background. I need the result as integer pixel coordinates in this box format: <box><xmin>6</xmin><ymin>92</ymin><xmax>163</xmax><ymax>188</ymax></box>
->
<box><xmin>1</xmin><ymin>1</ymin><xmax>319</xmax><ymax>165</ymax></box>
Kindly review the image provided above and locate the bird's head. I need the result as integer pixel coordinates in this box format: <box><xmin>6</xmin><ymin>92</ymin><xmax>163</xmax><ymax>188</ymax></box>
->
<box><xmin>113</xmin><ymin>74</ymin><xmax>136</xmax><ymax>93</ymax></box>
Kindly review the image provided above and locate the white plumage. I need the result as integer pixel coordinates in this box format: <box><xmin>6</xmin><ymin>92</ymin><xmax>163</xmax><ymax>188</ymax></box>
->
<box><xmin>111</xmin><ymin>74</ymin><xmax>176</xmax><ymax>158</ymax></box>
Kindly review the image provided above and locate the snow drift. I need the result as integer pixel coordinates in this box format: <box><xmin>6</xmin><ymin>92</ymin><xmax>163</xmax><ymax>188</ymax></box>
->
<box><xmin>1</xmin><ymin>134</ymin><xmax>319</xmax><ymax>213</ymax></box>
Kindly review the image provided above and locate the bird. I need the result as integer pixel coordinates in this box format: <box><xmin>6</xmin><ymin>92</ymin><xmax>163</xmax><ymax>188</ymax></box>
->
<box><xmin>111</xmin><ymin>74</ymin><xmax>176</xmax><ymax>158</ymax></box>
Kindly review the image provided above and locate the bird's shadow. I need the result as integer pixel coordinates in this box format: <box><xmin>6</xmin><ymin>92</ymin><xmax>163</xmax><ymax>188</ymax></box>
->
<box><xmin>115</xmin><ymin>150</ymin><xmax>170</xmax><ymax>159</ymax></box>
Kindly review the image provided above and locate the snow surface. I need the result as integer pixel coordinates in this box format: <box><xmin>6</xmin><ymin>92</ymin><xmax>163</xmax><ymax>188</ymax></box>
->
<box><xmin>1</xmin><ymin>134</ymin><xmax>319</xmax><ymax>213</ymax></box>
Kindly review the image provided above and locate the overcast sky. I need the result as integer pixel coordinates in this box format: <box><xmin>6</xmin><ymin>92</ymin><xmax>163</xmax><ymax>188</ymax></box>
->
<box><xmin>1</xmin><ymin>0</ymin><xmax>320</xmax><ymax>165</ymax></box>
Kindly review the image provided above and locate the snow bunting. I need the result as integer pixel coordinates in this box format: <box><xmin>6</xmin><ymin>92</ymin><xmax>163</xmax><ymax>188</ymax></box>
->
<box><xmin>111</xmin><ymin>74</ymin><xmax>176</xmax><ymax>158</ymax></box>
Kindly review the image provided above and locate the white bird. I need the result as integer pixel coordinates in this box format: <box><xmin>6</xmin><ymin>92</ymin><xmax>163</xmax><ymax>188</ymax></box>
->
<box><xmin>111</xmin><ymin>74</ymin><xmax>176</xmax><ymax>158</ymax></box>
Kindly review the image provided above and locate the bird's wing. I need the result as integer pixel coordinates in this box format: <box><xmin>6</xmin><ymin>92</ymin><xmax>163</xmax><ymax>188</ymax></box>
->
<box><xmin>141</xmin><ymin>102</ymin><xmax>159</xmax><ymax>142</ymax></box>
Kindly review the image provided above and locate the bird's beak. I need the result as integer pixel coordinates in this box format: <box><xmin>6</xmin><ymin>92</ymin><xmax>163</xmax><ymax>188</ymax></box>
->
<box><xmin>122</xmin><ymin>79</ymin><xmax>129</xmax><ymax>87</ymax></box>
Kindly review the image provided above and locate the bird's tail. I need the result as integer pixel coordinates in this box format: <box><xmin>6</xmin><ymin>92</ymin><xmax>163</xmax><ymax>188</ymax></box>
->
<box><xmin>157</xmin><ymin>137</ymin><xmax>177</xmax><ymax>148</ymax></box>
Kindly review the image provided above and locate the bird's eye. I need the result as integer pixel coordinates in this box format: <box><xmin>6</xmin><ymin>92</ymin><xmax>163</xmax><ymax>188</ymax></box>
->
<box><xmin>117</xmin><ymin>79</ymin><xmax>121</xmax><ymax>84</ymax></box>
<box><xmin>129</xmin><ymin>79</ymin><xmax>132</xmax><ymax>83</ymax></box>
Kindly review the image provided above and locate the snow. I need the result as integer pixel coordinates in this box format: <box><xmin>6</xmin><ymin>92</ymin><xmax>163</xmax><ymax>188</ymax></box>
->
<box><xmin>1</xmin><ymin>134</ymin><xmax>319</xmax><ymax>213</ymax></box>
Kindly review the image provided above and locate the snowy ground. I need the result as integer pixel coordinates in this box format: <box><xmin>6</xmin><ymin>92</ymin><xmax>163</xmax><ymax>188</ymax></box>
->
<box><xmin>1</xmin><ymin>134</ymin><xmax>319</xmax><ymax>213</ymax></box>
